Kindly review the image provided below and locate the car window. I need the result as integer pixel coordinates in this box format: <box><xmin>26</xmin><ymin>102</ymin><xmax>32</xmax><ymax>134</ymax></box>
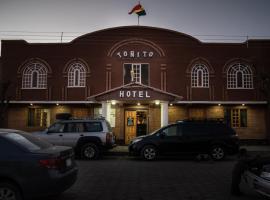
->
<box><xmin>64</xmin><ymin>123</ymin><xmax>84</xmax><ymax>133</ymax></box>
<box><xmin>182</xmin><ymin>123</ymin><xmax>208</xmax><ymax>136</ymax></box>
<box><xmin>0</xmin><ymin>137</ymin><xmax>22</xmax><ymax>154</ymax></box>
<box><xmin>210</xmin><ymin>123</ymin><xmax>234</xmax><ymax>135</ymax></box>
<box><xmin>85</xmin><ymin>122</ymin><xmax>103</xmax><ymax>132</ymax></box>
<box><xmin>4</xmin><ymin>132</ymin><xmax>52</xmax><ymax>151</ymax></box>
<box><xmin>48</xmin><ymin>123</ymin><xmax>64</xmax><ymax>133</ymax></box>
<box><xmin>163</xmin><ymin>125</ymin><xmax>178</xmax><ymax>137</ymax></box>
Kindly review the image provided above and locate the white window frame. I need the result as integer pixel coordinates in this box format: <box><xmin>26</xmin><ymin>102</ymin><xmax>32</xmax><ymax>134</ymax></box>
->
<box><xmin>22</xmin><ymin>62</ymin><xmax>47</xmax><ymax>89</ymax></box>
<box><xmin>67</xmin><ymin>62</ymin><xmax>86</xmax><ymax>88</ymax></box>
<box><xmin>191</xmin><ymin>64</ymin><xmax>209</xmax><ymax>88</ymax></box>
<box><xmin>227</xmin><ymin>63</ymin><xmax>253</xmax><ymax>89</ymax></box>
<box><xmin>123</xmin><ymin>63</ymin><xmax>149</xmax><ymax>85</ymax></box>
<box><xmin>132</xmin><ymin>64</ymin><xmax>141</xmax><ymax>83</ymax></box>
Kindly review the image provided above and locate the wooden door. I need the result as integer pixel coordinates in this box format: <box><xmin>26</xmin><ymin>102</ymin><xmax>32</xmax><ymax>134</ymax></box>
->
<box><xmin>125</xmin><ymin>111</ymin><xmax>137</xmax><ymax>144</ymax></box>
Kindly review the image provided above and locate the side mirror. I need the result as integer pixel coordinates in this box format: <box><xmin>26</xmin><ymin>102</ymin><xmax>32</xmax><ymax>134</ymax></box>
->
<box><xmin>159</xmin><ymin>132</ymin><xmax>166</xmax><ymax>138</ymax></box>
<box><xmin>46</xmin><ymin>128</ymin><xmax>51</xmax><ymax>134</ymax></box>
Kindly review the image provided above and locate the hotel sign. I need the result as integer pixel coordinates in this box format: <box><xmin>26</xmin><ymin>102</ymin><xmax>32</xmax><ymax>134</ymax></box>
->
<box><xmin>119</xmin><ymin>90</ymin><xmax>150</xmax><ymax>98</ymax></box>
<box><xmin>90</xmin><ymin>83</ymin><xmax>180</xmax><ymax>102</ymax></box>
<box><xmin>116</xmin><ymin>50</ymin><xmax>154</xmax><ymax>59</ymax></box>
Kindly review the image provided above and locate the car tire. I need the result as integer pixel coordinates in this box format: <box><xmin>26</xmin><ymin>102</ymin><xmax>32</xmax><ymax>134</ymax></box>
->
<box><xmin>141</xmin><ymin>145</ymin><xmax>157</xmax><ymax>161</ymax></box>
<box><xmin>0</xmin><ymin>182</ymin><xmax>22</xmax><ymax>200</ymax></box>
<box><xmin>210</xmin><ymin>145</ymin><xmax>226</xmax><ymax>161</ymax></box>
<box><xmin>81</xmin><ymin>143</ymin><xmax>100</xmax><ymax>160</ymax></box>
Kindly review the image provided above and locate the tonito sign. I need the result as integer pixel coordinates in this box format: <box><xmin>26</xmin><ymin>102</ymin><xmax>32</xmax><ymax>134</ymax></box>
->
<box><xmin>116</xmin><ymin>50</ymin><xmax>154</xmax><ymax>59</ymax></box>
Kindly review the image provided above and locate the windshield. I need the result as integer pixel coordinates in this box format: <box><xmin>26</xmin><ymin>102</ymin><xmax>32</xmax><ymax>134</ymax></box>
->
<box><xmin>4</xmin><ymin>132</ymin><xmax>52</xmax><ymax>151</ymax></box>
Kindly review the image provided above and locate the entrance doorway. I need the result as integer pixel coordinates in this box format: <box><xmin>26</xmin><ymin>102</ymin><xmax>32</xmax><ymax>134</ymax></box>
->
<box><xmin>125</xmin><ymin>110</ymin><xmax>148</xmax><ymax>144</ymax></box>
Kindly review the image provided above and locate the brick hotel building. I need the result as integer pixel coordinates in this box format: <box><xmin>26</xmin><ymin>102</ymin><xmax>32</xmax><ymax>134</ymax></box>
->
<box><xmin>1</xmin><ymin>26</ymin><xmax>269</xmax><ymax>144</ymax></box>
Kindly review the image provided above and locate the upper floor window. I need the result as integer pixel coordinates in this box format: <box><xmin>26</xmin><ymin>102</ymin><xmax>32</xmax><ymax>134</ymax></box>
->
<box><xmin>124</xmin><ymin>63</ymin><xmax>149</xmax><ymax>85</ymax></box>
<box><xmin>191</xmin><ymin>64</ymin><xmax>209</xmax><ymax>88</ymax></box>
<box><xmin>68</xmin><ymin>62</ymin><xmax>86</xmax><ymax>87</ymax></box>
<box><xmin>227</xmin><ymin>63</ymin><xmax>253</xmax><ymax>89</ymax></box>
<box><xmin>22</xmin><ymin>62</ymin><xmax>47</xmax><ymax>89</ymax></box>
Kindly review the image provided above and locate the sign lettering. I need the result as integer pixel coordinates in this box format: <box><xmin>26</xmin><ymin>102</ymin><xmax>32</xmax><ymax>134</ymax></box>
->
<box><xmin>116</xmin><ymin>50</ymin><xmax>154</xmax><ymax>59</ymax></box>
<box><xmin>119</xmin><ymin>90</ymin><xmax>151</xmax><ymax>98</ymax></box>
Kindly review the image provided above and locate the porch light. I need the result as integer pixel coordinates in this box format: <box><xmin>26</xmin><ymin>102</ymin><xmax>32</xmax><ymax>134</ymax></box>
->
<box><xmin>155</xmin><ymin>100</ymin><xmax>160</xmax><ymax>105</ymax></box>
<box><xmin>218</xmin><ymin>104</ymin><xmax>221</xmax><ymax>106</ymax></box>
<box><xmin>170</xmin><ymin>103</ymin><xmax>173</xmax><ymax>106</ymax></box>
<box><xmin>111</xmin><ymin>100</ymin><xmax>116</xmax><ymax>105</ymax></box>
<box><xmin>30</xmin><ymin>103</ymin><xmax>33</xmax><ymax>106</ymax></box>
<box><xmin>56</xmin><ymin>103</ymin><xmax>59</xmax><ymax>106</ymax></box>
<box><xmin>242</xmin><ymin>104</ymin><xmax>245</xmax><ymax>106</ymax></box>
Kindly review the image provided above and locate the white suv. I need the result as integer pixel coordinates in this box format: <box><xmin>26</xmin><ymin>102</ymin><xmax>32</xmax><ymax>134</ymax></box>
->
<box><xmin>34</xmin><ymin>118</ymin><xmax>115</xmax><ymax>160</ymax></box>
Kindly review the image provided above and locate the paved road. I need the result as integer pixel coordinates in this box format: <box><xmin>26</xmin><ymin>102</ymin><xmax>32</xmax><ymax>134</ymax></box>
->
<box><xmin>49</xmin><ymin>156</ymin><xmax>267</xmax><ymax>200</ymax></box>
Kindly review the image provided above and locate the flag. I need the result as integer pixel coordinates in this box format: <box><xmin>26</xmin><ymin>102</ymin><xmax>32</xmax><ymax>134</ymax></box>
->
<box><xmin>128</xmin><ymin>3</ymin><xmax>146</xmax><ymax>16</ymax></box>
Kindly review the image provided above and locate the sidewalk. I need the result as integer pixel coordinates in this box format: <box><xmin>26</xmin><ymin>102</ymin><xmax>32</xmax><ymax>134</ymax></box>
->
<box><xmin>107</xmin><ymin>145</ymin><xmax>270</xmax><ymax>156</ymax></box>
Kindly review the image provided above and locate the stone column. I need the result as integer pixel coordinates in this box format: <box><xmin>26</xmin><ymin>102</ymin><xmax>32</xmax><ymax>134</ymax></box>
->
<box><xmin>101</xmin><ymin>101</ymin><xmax>111</xmax><ymax>120</ymax></box>
<box><xmin>161</xmin><ymin>101</ymin><xmax>168</xmax><ymax>127</ymax></box>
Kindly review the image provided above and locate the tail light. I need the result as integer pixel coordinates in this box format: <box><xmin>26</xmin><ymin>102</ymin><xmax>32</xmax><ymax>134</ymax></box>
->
<box><xmin>39</xmin><ymin>158</ymin><xmax>63</xmax><ymax>169</ymax></box>
<box><xmin>106</xmin><ymin>132</ymin><xmax>113</xmax><ymax>144</ymax></box>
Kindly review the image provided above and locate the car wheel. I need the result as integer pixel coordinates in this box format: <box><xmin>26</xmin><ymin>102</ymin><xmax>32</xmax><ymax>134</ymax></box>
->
<box><xmin>81</xmin><ymin>143</ymin><xmax>100</xmax><ymax>160</ymax></box>
<box><xmin>0</xmin><ymin>182</ymin><xmax>22</xmax><ymax>200</ymax></box>
<box><xmin>210</xmin><ymin>145</ymin><xmax>226</xmax><ymax>161</ymax></box>
<box><xmin>141</xmin><ymin>145</ymin><xmax>157</xmax><ymax>161</ymax></box>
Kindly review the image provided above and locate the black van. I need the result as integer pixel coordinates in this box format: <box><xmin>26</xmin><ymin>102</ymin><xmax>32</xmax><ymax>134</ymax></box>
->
<box><xmin>128</xmin><ymin>120</ymin><xmax>239</xmax><ymax>160</ymax></box>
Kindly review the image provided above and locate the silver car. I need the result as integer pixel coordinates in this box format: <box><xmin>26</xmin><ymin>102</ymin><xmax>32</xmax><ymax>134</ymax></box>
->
<box><xmin>244</xmin><ymin>164</ymin><xmax>270</xmax><ymax>197</ymax></box>
<box><xmin>34</xmin><ymin>118</ymin><xmax>115</xmax><ymax>160</ymax></box>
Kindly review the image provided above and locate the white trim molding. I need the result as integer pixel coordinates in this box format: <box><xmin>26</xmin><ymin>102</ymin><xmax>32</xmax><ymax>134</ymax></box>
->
<box><xmin>175</xmin><ymin>101</ymin><xmax>267</xmax><ymax>105</ymax></box>
<box><xmin>9</xmin><ymin>101</ymin><xmax>96</xmax><ymax>104</ymax></box>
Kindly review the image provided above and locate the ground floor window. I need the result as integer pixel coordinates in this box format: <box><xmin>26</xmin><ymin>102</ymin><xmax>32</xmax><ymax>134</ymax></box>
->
<box><xmin>28</xmin><ymin>108</ymin><xmax>50</xmax><ymax>127</ymax></box>
<box><xmin>224</xmin><ymin>108</ymin><xmax>247</xmax><ymax>128</ymax></box>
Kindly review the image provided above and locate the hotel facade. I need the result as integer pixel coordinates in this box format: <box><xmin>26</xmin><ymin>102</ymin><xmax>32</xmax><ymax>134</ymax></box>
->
<box><xmin>1</xmin><ymin>26</ymin><xmax>269</xmax><ymax>144</ymax></box>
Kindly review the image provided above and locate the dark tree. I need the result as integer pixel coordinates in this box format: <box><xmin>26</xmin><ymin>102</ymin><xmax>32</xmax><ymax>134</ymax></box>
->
<box><xmin>0</xmin><ymin>80</ymin><xmax>11</xmax><ymax>127</ymax></box>
<box><xmin>258</xmin><ymin>72</ymin><xmax>270</xmax><ymax>142</ymax></box>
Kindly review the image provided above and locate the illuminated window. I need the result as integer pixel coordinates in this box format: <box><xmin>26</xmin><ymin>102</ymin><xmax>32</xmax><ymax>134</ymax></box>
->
<box><xmin>68</xmin><ymin>62</ymin><xmax>86</xmax><ymax>87</ymax></box>
<box><xmin>191</xmin><ymin>64</ymin><xmax>209</xmax><ymax>88</ymax></box>
<box><xmin>224</xmin><ymin>108</ymin><xmax>247</xmax><ymax>128</ymax></box>
<box><xmin>227</xmin><ymin>63</ymin><xmax>253</xmax><ymax>89</ymax></box>
<box><xmin>28</xmin><ymin>108</ymin><xmax>50</xmax><ymax>127</ymax></box>
<box><xmin>22</xmin><ymin>62</ymin><xmax>47</xmax><ymax>89</ymax></box>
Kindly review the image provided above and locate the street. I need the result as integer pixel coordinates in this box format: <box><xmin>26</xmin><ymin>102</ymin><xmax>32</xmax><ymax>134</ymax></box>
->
<box><xmin>48</xmin><ymin>156</ymin><xmax>267</xmax><ymax>200</ymax></box>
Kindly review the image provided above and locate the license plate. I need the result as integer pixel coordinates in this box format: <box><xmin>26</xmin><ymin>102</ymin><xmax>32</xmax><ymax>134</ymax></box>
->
<box><xmin>66</xmin><ymin>158</ymin><xmax>72</xmax><ymax>167</ymax></box>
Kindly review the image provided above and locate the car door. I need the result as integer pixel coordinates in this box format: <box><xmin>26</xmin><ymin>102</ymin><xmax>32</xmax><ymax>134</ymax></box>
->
<box><xmin>157</xmin><ymin>124</ymin><xmax>182</xmax><ymax>155</ymax></box>
<box><xmin>61</xmin><ymin>122</ymin><xmax>84</xmax><ymax>147</ymax></box>
<box><xmin>45</xmin><ymin>122</ymin><xmax>65</xmax><ymax>145</ymax></box>
<box><xmin>181</xmin><ymin>123</ymin><xmax>209</xmax><ymax>154</ymax></box>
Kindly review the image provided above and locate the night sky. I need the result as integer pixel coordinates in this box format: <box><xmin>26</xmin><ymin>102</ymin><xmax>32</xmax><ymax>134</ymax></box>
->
<box><xmin>0</xmin><ymin>0</ymin><xmax>270</xmax><ymax>54</ymax></box>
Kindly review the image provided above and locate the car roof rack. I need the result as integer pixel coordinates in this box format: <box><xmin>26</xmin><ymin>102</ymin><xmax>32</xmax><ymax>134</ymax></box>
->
<box><xmin>176</xmin><ymin>118</ymin><xmax>224</xmax><ymax>123</ymax></box>
<box><xmin>68</xmin><ymin>116</ymin><xmax>106</xmax><ymax>120</ymax></box>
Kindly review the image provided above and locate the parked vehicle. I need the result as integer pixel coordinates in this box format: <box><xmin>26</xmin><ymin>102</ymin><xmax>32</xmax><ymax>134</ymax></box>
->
<box><xmin>243</xmin><ymin>157</ymin><xmax>270</xmax><ymax>197</ymax></box>
<box><xmin>0</xmin><ymin>129</ymin><xmax>78</xmax><ymax>200</ymax></box>
<box><xmin>129</xmin><ymin>120</ymin><xmax>239</xmax><ymax>160</ymax></box>
<box><xmin>34</xmin><ymin>118</ymin><xmax>115</xmax><ymax>160</ymax></box>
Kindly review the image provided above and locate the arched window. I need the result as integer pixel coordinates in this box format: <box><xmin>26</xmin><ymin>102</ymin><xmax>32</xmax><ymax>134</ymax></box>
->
<box><xmin>191</xmin><ymin>64</ymin><xmax>209</xmax><ymax>88</ymax></box>
<box><xmin>227</xmin><ymin>63</ymin><xmax>253</xmax><ymax>89</ymax></box>
<box><xmin>22</xmin><ymin>62</ymin><xmax>47</xmax><ymax>89</ymax></box>
<box><xmin>68</xmin><ymin>62</ymin><xmax>86</xmax><ymax>87</ymax></box>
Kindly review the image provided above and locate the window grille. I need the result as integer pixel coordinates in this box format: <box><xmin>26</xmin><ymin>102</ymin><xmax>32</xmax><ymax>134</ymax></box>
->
<box><xmin>68</xmin><ymin>62</ymin><xmax>86</xmax><ymax>87</ymax></box>
<box><xmin>191</xmin><ymin>64</ymin><xmax>209</xmax><ymax>88</ymax></box>
<box><xmin>225</xmin><ymin>108</ymin><xmax>247</xmax><ymax>128</ymax></box>
<box><xmin>22</xmin><ymin>62</ymin><xmax>47</xmax><ymax>89</ymax></box>
<box><xmin>227</xmin><ymin>63</ymin><xmax>253</xmax><ymax>89</ymax></box>
<box><xmin>124</xmin><ymin>64</ymin><xmax>149</xmax><ymax>85</ymax></box>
